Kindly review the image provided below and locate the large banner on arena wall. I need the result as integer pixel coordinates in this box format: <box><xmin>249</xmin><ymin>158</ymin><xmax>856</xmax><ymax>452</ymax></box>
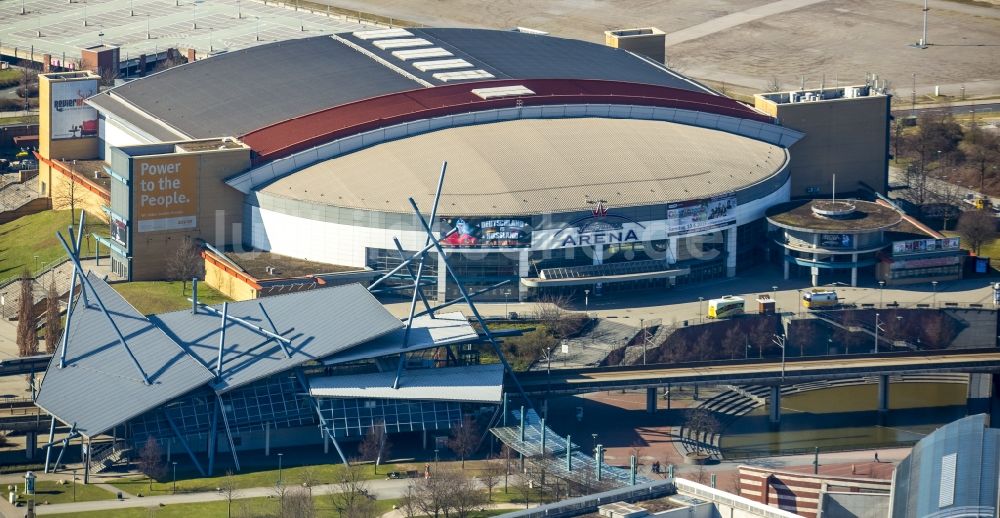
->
<box><xmin>439</xmin><ymin>217</ymin><xmax>532</xmax><ymax>248</ymax></box>
<box><xmin>133</xmin><ymin>155</ymin><xmax>199</xmax><ymax>232</ymax></box>
<box><xmin>50</xmin><ymin>80</ymin><xmax>99</xmax><ymax>140</ymax></box>
<box><xmin>666</xmin><ymin>195</ymin><xmax>737</xmax><ymax>235</ymax></box>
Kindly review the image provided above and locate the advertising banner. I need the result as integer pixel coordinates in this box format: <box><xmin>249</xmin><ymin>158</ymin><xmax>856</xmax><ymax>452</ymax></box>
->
<box><xmin>133</xmin><ymin>155</ymin><xmax>199</xmax><ymax>232</ymax></box>
<box><xmin>110</xmin><ymin>213</ymin><xmax>128</xmax><ymax>247</ymax></box>
<box><xmin>889</xmin><ymin>255</ymin><xmax>960</xmax><ymax>270</ymax></box>
<box><xmin>50</xmin><ymin>80</ymin><xmax>99</xmax><ymax>140</ymax></box>
<box><xmin>531</xmin><ymin>202</ymin><xmax>648</xmax><ymax>250</ymax></box>
<box><xmin>666</xmin><ymin>195</ymin><xmax>737</xmax><ymax>235</ymax></box>
<box><xmin>891</xmin><ymin>237</ymin><xmax>960</xmax><ymax>255</ymax></box>
<box><xmin>439</xmin><ymin>217</ymin><xmax>531</xmax><ymax>248</ymax></box>
<box><xmin>819</xmin><ymin>233</ymin><xmax>853</xmax><ymax>249</ymax></box>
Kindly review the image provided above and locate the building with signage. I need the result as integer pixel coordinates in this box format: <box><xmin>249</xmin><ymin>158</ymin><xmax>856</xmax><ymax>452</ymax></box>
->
<box><xmin>767</xmin><ymin>199</ymin><xmax>902</xmax><ymax>287</ymax></box>
<box><xmin>29</xmin><ymin>27</ymin><xmax>895</xmax><ymax>299</ymax></box>
<box><xmin>878</xmin><ymin>236</ymin><xmax>965</xmax><ymax>286</ymax></box>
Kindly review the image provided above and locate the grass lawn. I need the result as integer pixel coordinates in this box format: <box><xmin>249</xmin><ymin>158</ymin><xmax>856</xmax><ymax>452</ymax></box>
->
<box><xmin>0</xmin><ymin>114</ymin><xmax>38</xmax><ymax>124</ymax></box>
<box><xmin>111</xmin><ymin>281</ymin><xmax>230</xmax><ymax>315</ymax></box>
<box><xmin>46</xmin><ymin>495</ymin><xmax>401</xmax><ymax>517</ymax></box>
<box><xmin>16</xmin><ymin>480</ymin><xmax>116</xmax><ymax>506</ymax></box>
<box><xmin>108</xmin><ymin>461</ymin><xmax>426</xmax><ymax>496</ymax></box>
<box><xmin>0</xmin><ymin>209</ymin><xmax>106</xmax><ymax>285</ymax></box>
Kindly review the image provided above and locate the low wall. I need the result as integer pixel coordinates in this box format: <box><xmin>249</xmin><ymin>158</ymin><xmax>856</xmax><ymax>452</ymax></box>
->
<box><xmin>0</xmin><ymin>196</ymin><xmax>49</xmax><ymax>225</ymax></box>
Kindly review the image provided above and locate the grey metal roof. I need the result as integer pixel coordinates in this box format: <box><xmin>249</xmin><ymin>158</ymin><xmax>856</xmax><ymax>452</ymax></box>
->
<box><xmin>87</xmin><ymin>93</ymin><xmax>188</xmax><ymax>142</ymax></box>
<box><xmin>891</xmin><ymin>414</ymin><xmax>999</xmax><ymax>517</ymax></box>
<box><xmin>309</xmin><ymin>364</ymin><xmax>503</xmax><ymax>402</ymax></box>
<box><xmin>34</xmin><ymin>274</ymin><xmax>215</xmax><ymax>437</ymax></box>
<box><xmin>95</xmin><ymin>36</ymin><xmax>422</xmax><ymax>139</ymax></box>
<box><xmin>322</xmin><ymin>312</ymin><xmax>477</xmax><ymax>365</ymax></box>
<box><xmin>409</xmin><ymin>28</ymin><xmax>711</xmax><ymax>92</ymax></box>
<box><xmin>260</xmin><ymin>117</ymin><xmax>787</xmax><ymax>216</ymax></box>
<box><xmin>149</xmin><ymin>283</ymin><xmax>402</xmax><ymax>393</ymax></box>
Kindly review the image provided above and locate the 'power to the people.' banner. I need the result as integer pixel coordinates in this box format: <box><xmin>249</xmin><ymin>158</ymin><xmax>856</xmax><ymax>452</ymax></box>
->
<box><xmin>133</xmin><ymin>155</ymin><xmax>199</xmax><ymax>232</ymax></box>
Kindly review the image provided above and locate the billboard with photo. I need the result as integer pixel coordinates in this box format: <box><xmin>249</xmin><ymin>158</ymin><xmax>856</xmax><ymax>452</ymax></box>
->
<box><xmin>50</xmin><ymin>80</ymin><xmax>99</xmax><ymax>140</ymax></box>
<box><xmin>133</xmin><ymin>155</ymin><xmax>199</xmax><ymax>232</ymax></box>
<box><xmin>110</xmin><ymin>213</ymin><xmax>128</xmax><ymax>248</ymax></box>
<box><xmin>666</xmin><ymin>195</ymin><xmax>737</xmax><ymax>235</ymax></box>
<box><xmin>439</xmin><ymin>217</ymin><xmax>531</xmax><ymax>248</ymax></box>
<box><xmin>819</xmin><ymin>233</ymin><xmax>853</xmax><ymax>249</ymax></box>
<box><xmin>891</xmin><ymin>237</ymin><xmax>960</xmax><ymax>255</ymax></box>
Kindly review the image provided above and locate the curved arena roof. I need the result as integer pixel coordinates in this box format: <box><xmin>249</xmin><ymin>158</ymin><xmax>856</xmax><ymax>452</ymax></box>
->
<box><xmin>259</xmin><ymin>117</ymin><xmax>789</xmax><ymax>216</ymax></box>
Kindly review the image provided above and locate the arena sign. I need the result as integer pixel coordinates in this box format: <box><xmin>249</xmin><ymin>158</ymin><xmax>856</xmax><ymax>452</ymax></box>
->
<box><xmin>533</xmin><ymin>202</ymin><xmax>646</xmax><ymax>249</ymax></box>
<box><xmin>132</xmin><ymin>154</ymin><xmax>199</xmax><ymax>232</ymax></box>
<box><xmin>666</xmin><ymin>195</ymin><xmax>737</xmax><ymax>235</ymax></box>
<box><xmin>439</xmin><ymin>217</ymin><xmax>531</xmax><ymax>248</ymax></box>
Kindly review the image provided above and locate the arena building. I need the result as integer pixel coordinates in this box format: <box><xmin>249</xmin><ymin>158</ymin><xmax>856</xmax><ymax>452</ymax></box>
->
<box><xmin>31</xmin><ymin>26</ymin><xmax>897</xmax><ymax>300</ymax></box>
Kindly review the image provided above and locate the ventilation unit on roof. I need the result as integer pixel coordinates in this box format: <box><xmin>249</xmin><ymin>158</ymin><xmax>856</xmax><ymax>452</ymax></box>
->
<box><xmin>372</xmin><ymin>38</ymin><xmax>433</xmax><ymax>50</ymax></box>
<box><xmin>353</xmin><ymin>28</ymin><xmax>413</xmax><ymax>40</ymax></box>
<box><xmin>393</xmin><ymin>47</ymin><xmax>453</xmax><ymax>61</ymax></box>
<box><xmin>412</xmin><ymin>58</ymin><xmax>473</xmax><ymax>72</ymax></box>
<box><xmin>433</xmin><ymin>70</ymin><xmax>495</xmax><ymax>82</ymax></box>
<box><xmin>471</xmin><ymin>85</ymin><xmax>535</xmax><ymax>99</ymax></box>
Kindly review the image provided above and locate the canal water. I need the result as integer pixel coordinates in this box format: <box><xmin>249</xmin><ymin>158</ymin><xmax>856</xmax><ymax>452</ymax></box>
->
<box><xmin>719</xmin><ymin>382</ymin><xmax>969</xmax><ymax>457</ymax></box>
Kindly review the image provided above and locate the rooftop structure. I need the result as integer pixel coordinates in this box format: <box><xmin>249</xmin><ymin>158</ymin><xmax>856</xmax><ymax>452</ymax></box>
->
<box><xmin>260</xmin><ymin>117</ymin><xmax>789</xmax><ymax>216</ymax></box>
<box><xmin>766</xmin><ymin>199</ymin><xmax>902</xmax><ymax>233</ymax></box>
<box><xmin>891</xmin><ymin>414</ymin><xmax>999</xmax><ymax>517</ymax></box>
<box><xmin>0</xmin><ymin>0</ymin><xmax>375</xmax><ymax>69</ymax></box>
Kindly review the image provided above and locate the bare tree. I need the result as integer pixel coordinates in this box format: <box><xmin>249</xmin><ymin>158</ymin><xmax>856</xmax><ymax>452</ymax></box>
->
<box><xmin>684</xmin><ymin>408</ymin><xmax>721</xmax><ymax>455</ymax></box>
<box><xmin>511</xmin><ymin>471</ymin><xmax>533</xmax><ymax>509</ymax></box>
<box><xmin>328</xmin><ymin>460</ymin><xmax>376</xmax><ymax>518</ymax></box>
<box><xmin>398</xmin><ymin>485</ymin><xmax>420</xmax><ymax>518</ymax></box>
<box><xmin>220</xmin><ymin>470</ymin><xmax>240</xmax><ymax>518</ymax></box>
<box><xmin>448</xmin><ymin>416</ymin><xmax>480</xmax><ymax>468</ymax></box>
<box><xmin>52</xmin><ymin>172</ymin><xmax>86</xmax><ymax>229</ymax></box>
<box><xmin>410</xmin><ymin>469</ymin><xmax>454</xmax><ymax>518</ymax></box>
<box><xmin>282</xmin><ymin>486</ymin><xmax>314</xmax><ymax>518</ymax></box>
<box><xmin>480</xmin><ymin>457</ymin><xmax>504</xmax><ymax>501</ymax></box>
<box><xmin>449</xmin><ymin>469</ymin><xmax>490</xmax><ymax>518</ymax></box>
<box><xmin>16</xmin><ymin>271</ymin><xmax>38</xmax><ymax>358</ymax></box>
<box><xmin>962</xmin><ymin>128</ymin><xmax>1000</xmax><ymax>191</ymax></box>
<box><xmin>166</xmin><ymin>237</ymin><xmax>204</xmax><ymax>295</ymax></box>
<box><xmin>957</xmin><ymin>209</ymin><xmax>997</xmax><ymax>255</ymax></box>
<box><xmin>534</xmin><ymin>293</ymin><xmax>586</xmax><ymax>338</ymax></box>
<box><xmin>357</xmin><ymin>421</ymin><xmax>390</xmax><ymax>474</ymax></box>
<box><xmin>136</xmin><ymin>436</ymin><xmax>166</xmax><ymax>492</ymax></box>
<box><xmin>764</xmin><ymin>76</ymin><xmax>781</xmax><ymax>92</ymax></box>
<box><xmin>44</xmin><ymin>278</ymin><xmax>61</xmax><ymax>354</ymax></box>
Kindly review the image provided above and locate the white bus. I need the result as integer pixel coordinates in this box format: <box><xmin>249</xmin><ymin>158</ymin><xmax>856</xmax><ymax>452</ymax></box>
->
<box><xmin>707</xmin><ymin>295</ymin><xmax>745</xmax><ymax>319</ymax></box>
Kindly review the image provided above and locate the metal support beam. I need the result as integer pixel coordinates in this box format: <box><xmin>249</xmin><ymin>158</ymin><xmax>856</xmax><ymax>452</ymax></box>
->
<box><xmin>769</xmin><ymin>386</ymin><xmax>781</xmax><ymax>425</ymax></box>
<box><xmin>407</xmin><ymin>197</ymin><xmax>532</xmax><ymax>404</ymax></box>
<box><xmin>164</xmin><ymin>411</ymin><xmax>206</xmax><ymax>476</ymax></box>
<box><xmin>519</xmin><ymin>406</ymin><xmax>525</xmax><ymax>442</ymax></box>
<box><xmin>43</xmin><ymin>416</ymin><xmax>55</xmax><ymax>473</ymax></box>
<box><xmin>392</xmin><ymin>353</ymin><xmax>406</xmax><ymax>390</ymax></box>
<box><xmin>630</xmin><ymin>454</ymin><xmax>636</xmax><ymax>485</ymax></box>
<box><xmin>191</xmin><ymin>278</ymin><xmax>198</xmax><ymax>313</ymax></box>
<box><xmin>413</xmin><ymin>280</ymin><xmax>511</xmax><ymax>319</ymax></box>
<box><xmin>368</xmin><ymin>228</ymin><xmax>457</xmax><ymax>292</ymax></box>
<box><xmin>646</xmin><ymin>387</ymin><xmax>656</xmax><ymax>414</ymax></box>
<box><xmin>566</xmin><ymin>434</ymin><xmax>572</xmax><ymax>471</ymax></box>
<box><xmin>258</xmin><ymin>303</ymin><xmax>291</xmax><ymax>358</ymax></box>
<box><xmin>50</xmin><ymin>424</ymin><xmax>78</xmax><ymax>473</ymax></box>
<box><xmin>207</xmin><ymin>397</ymin><xmax>220</xmax><ymax>475</ymax></box>
<box><xmin>83</xmin><ymin>437</ymin><xmax>91</xmax><ymax>484</ymax></box>
<box><xmin>392</xmin><ymin>238</ymin><xmax>434</xmax><ymax>316</ymax></box>
<box><xmin>540</xmin><ymin>418</ymin><xmax>546</xmax><ymax>455</ymax></box>
<box><xmin>216</xmin><ymin>394</ymin><xmax>241</xmax><ymax>472</ymax></box>
<box><xmin>877</xmin><ymin>374</ymin><xmax>889</xmax><ymax>415</ymax></box>
<box><xmin>191</xmin><ymin>302</ymin><xmax>292</xmax><ymax>346</ymax></box>
<box><xmin>57</xmin><ymin>232</ymin><xmax>149</xmax><ymax>385</ymax></box>
<box><xmin>324</xmin><ymin>429</ymin><xmax>349</xmax><ymax>466</ymax></box>
<box><xmin>596</xmin><ymin>444</ymin><xmax>603</xmax><ymax>481</ymax></box>
<box><xmin>216</xmin><ymin>302</ymin><xmax>228</xmax><ymax>377</ymax></box>
<box><xmin>59</xmin><ymin>211</ymin><xmax>88</xmax><ymax>368</ymax></box>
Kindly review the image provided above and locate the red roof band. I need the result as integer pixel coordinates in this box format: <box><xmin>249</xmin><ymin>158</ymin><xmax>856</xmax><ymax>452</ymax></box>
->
<box><xmin>240</xmin><ymin>78</ymin><xmax>774</xmax><ymax>165</ymax></box>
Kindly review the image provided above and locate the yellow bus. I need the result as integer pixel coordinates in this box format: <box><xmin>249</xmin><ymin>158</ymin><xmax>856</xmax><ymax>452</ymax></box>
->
<box><xmin>707</xmin><ymin>296</ymin><xmax>745</xmax><ymax>319</ymax></box>
<box><xmin>802</xmin><ymin>290</ymin><xmax>839</xmax><ymax>309</ymax></box>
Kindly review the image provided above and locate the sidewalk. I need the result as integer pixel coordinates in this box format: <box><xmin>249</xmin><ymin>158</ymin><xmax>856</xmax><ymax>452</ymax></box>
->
<box><xmin>32</xmin><ymin>477</ymin><xmax>414</xmax><ymax>516</ymax></box>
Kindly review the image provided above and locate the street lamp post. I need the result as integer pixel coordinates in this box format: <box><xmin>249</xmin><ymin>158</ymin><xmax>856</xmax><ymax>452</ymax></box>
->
<box><xmin>172</xmin><ymin>462</ymin><xmax>177</xmax><ymax>494</ymax></box>
<box><xmin>584</xmin><ymin>289</ymin><xmax>590</xmax><ymax>314</ymax></box>
<box><xmin>591</xmin><ymin>433</ymin><xmax>598</xmax><ymax>454</ymax></box>
<box><xmin>878</xmin><ymin>280</ymin><xmax>885</xmax><ymax>308</ymax></box>
<box><xmin>772</xmin><ymin>335</ymin><xmax>786</xmax><ymax>379</ymax></box>
<box><xmin>931</xmin><ymin>281</ymin><xmax>939</xmax><ymax>307</ymax></box>
<box><xmin>434</xmin><ymin>448</ymin><xmax>439</xmax><ymax>465</ymax></box>
<box><xmin>277</xmin><ymin>453</ymin><xmax>284</xmax><ymax>485</ymax></box>
<box><xmin>640</xmin><ymin>318</ymin><xmax>646</xmax><ymax>365</ymax></box>
<box><xmin>698</xmin><ymin>296</ymin><xmax>704</xmax><ymax>322</ymax></box>
<box><xmin>72</xmin><ymin>469</ymin><xmax>77</xmax><ymax>501</ymax></box>
<box><xmin>796</xmin><ymin>289</ymin><xmax>802</xmax><ymax>317</ymax></box>
<box><xmin>827</xmin><ymin>338</ymin><xmax>832</xmax><ymax>356</ymax></box>
<box><xmin>503</xmin><ymin>288</ymin><xmax>511</xmax><ymax>318</ymax></box>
